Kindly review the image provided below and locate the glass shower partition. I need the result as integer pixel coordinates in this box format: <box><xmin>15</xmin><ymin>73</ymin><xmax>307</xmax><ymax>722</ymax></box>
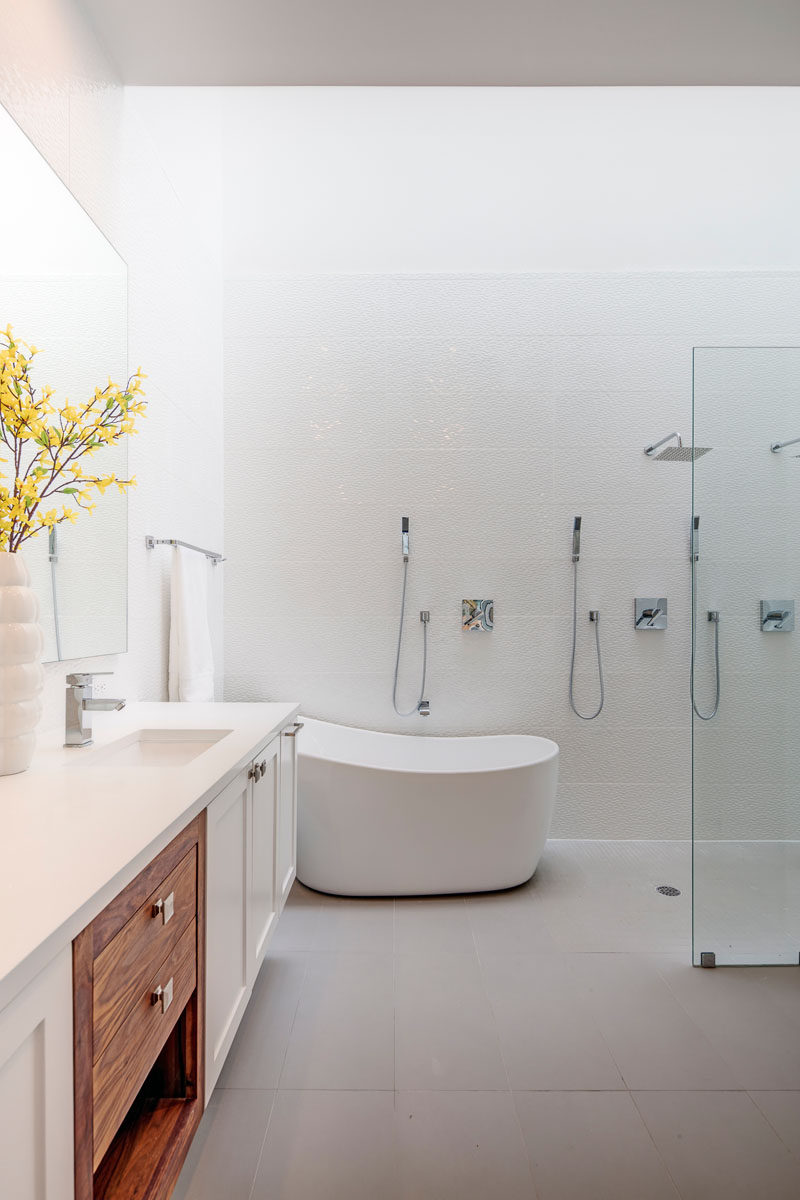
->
<box><xmin>692</xmin><ymin>346</ymin><xmax>800</xmax><ymax>965</ymax></box>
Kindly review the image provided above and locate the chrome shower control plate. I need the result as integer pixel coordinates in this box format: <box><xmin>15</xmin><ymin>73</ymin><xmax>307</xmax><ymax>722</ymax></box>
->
<box><xmin>634</xmin><ymin>598</ymin><xmax>667</xmax><ymax>630</ymax></box>
<box><xmin>760</xmin><ymin>600</ymin><xmax>794</xmax><ymax>631</ymax></box>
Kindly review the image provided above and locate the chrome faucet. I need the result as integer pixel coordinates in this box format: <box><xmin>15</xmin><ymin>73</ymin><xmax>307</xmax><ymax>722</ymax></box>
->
<box><xmin>65</xmin><ymin>672</ymin><xmax>126</xmax><ymax>747</ymax></box>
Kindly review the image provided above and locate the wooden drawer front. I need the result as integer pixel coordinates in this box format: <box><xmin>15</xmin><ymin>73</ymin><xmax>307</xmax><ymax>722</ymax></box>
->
<box><xmin>92</xmin><ymin>919</ymin><xmax>197</xmax><ymax>1170</ymax></box>
<box><xmin>93</xmin><ymin>848</ymin><xmax>197</xmax><ymax>1064</ymax></box>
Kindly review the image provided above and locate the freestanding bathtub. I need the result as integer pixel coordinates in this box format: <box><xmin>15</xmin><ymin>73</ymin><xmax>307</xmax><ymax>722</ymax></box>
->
<box><xmin>297</xmin><ymin>718</ymin><xmax>559</xmax><ymax>896</ymax></box>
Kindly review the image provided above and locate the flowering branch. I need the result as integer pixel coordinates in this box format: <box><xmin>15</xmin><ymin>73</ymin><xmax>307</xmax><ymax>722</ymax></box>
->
<box><xmin>0</xmin><ymin>325</ymin><xmax>147</xmax><ymax>552</ymax></box>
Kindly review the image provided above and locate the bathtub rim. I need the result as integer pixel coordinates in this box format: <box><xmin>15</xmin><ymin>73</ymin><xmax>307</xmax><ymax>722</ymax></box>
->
<box><xmin>297</xmin><ymin>715</ymin><xmax>559</xmax><ymax>776</ymax></box>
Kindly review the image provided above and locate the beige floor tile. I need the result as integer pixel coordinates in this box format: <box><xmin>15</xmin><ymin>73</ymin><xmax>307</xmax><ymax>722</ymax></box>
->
<box><xmin>634</xmin><ymin>1090</ymin><xmax>800</xmax><ymax>1200</ymax></box>
<box><xmin>280</xmin><ymin>953</ymin><xmax>394</xmax><ymax>1089</ymax></box>
<box><xmin>218</xmin><ymin>952</ymin><xmax>307</xmax><ymax>1090</ymax></box>
<box><xmin>749</xmin><ymin>968</ymin><xmax>800</xmax><ymax>1032</ymax></box>
<box><xmin>749</xmin><ymin>1092</ymin><xmax>800</xmax><ymax>1161</ymax></box>
<box><xmin>567</xmin><ymin>952</ymin><xmax>739</xmax><ymax>1089</ymax></box>
<box><xmin>312</xmin><ymin>895</ymin><xmax>396</xmax><ymax>953</ymax></box>
<box><xmin>395</xmin><ymin>953</ymin><xmax>508</xmax><ymax>1091</ymax></box>
<box><xmin>395</xmin><ymin>1091</ymin><xmax>535</xmax><ymax>1200</ymax></box>
<box><xmin>251</xmin><ymin>1091</ymin><xmax>399</xmax><ymax>1200</ymax></box>
<box><xmin>172</xmin><ymin>1088</ymin><xmax>274</xmax><ymax>1200</ymax></box>
<box><xmin>394</xmin><ymin>896</ymin><xmax>475</xmax><ymax>954</ymax></box>
<box><xmin>481</xmin><ymin>952</ymin><xmax>624</xmax><ymax>1090</ymax></box>
<box><xmin>466</xmin><ymin>890</ymin><xmax>558</xmax><ymax>956</ymax></box>
<box><xmin>653</xmin><ymin>956</ymin><xmax>800</xmax><ymax>1089</ymax></box>
<box><xmin>514</xmin><ymin>1091</ymin><xmax>679</xmax><ymax>1200</ymax></box>
<box><xmin>270</xmin><ymin>885</ymin><xmax>324</xmax><ymax>952</ymax></box>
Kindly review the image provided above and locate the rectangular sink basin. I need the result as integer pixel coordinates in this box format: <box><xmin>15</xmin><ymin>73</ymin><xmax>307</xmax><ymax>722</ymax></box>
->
<box><xmin>81</xmin><ymin>728</ymin><xmax>233</xmax><ymax>768</ymax></box>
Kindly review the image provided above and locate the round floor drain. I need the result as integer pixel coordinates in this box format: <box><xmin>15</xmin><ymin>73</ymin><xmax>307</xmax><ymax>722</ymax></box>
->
<box><xmin>656</xmin><ymin>885</ymin><xmax>681</xmax><ymax>897</ymax></box>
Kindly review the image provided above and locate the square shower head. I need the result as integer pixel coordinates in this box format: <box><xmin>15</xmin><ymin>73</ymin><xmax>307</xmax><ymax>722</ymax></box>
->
<box><xmin>653</xmin><ymin>445</ymin><xmax>712</xmax><ymax>461</ymax></box>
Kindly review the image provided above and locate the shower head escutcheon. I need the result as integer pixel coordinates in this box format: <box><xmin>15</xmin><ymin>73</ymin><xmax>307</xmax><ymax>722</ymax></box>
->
<box><xmin>644</xmin><ymin>433</ymin><xmax>712</xmax><ymax>461</ymax></box>
<box><xmin>402</xmin><ymin>516</ymin><xmax>409</xmax><ymax>561</ymax></box>
<box><xmin>571</xmin><ymin>516</ymin><xmax>582</xmax><ymax>563</ymax></box>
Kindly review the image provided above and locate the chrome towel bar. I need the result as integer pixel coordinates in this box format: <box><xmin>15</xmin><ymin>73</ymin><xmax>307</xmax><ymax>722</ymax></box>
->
<box><xmin>145</xmin><ymin>535</ymin><xmax>225</xmax><ymax>564</ymax></box>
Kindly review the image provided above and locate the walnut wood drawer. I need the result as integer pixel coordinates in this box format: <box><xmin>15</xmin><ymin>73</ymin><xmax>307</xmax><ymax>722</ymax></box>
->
<box><xmin>92</xmin><ymin>918</ymin><xmax>197</xmax><ymax>1171</ymax></box>
<box><xmin>92</xmin><ymin>847</ymin><xmax>197</xmax><ymax>1064</ymax></box>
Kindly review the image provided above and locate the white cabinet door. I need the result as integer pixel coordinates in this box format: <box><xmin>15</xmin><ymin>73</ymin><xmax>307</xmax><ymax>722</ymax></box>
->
<box><xmin>0</xmin><ymin>948</ymin><xmax>74</xmax><ymax>1200</ymax></box>
<box><xmin>205</xmin><ymin>768</ymin><xmax>250</xmax><ymax>1100</ymax></box>
<box><xmin>276</xmin><ymin>722</ymin><xmax>301</xmax><ymax>910</ymax></box>
<box><xmin>247</xmin><ymin>736</ymin><xmax>279</xmax><ymax>982</ymax></box>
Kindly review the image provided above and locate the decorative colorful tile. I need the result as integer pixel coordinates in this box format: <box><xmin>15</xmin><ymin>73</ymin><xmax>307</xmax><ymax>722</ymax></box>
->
<box><xmin>462</xmin><ymin>599</ymin><xmax>494</xmax><ymax>632</ymax></box>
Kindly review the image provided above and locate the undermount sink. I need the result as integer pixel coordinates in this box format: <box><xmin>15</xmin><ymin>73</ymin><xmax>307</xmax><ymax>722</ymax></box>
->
<box><xmin>80</xmin><ymin>728</ymin><xmax>233</xmax><ymax>768</ymax></box>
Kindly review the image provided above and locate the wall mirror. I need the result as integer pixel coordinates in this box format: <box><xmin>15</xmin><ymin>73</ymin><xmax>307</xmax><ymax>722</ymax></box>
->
<box><xmin>0</xmin><ymin>103</ymin><xmax>128</xmax><ymax>661</ymax></box>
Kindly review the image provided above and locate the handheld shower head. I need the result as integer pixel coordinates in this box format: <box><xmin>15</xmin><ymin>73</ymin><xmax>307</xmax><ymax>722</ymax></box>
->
<box><xmin>691</xmin><ymin>515</ymin><xmax>700</xmax><ymax>562</ymax></box>
<box><xmin>572</xmin><ymin>516</ymin><xmax>582</xmax><ymax>563</ymax></box>
<box><xmin>402</xmin><ymin>517</ymin><xmax>409</xmax><ymax>561</ymax></box>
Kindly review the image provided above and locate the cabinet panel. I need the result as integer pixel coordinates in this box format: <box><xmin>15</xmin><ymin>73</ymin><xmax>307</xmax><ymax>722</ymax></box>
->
<box><xmin>0</xmin><ymin>949</ymin><xmax>74</xmax><ymax>1200</ymax></box>
<box><xmin>277</xmin><ymin>724</ymin><xmax>299</xmax><ymax>909</ymax></box>
<box><xmin>205</xmin><ymin>772</ymin><xmax>249</xmax><ymax>1100</ymax></box>
<box><xmin>248</xmin><ymin>738</ymin><xmax>279</xmax><ymax>981</ymax></box>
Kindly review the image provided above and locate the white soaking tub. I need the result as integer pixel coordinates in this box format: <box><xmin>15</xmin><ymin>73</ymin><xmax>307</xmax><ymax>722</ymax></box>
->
<box><xmin>297</xmin><ymin>718</ymin><xmax>559</xmax><ymax>896</ymax></box>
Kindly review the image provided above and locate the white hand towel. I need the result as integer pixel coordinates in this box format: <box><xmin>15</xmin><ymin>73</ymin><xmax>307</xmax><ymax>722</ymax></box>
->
<box><xmin>168</xmin><ymin>546</ymin><xmax>215</xmax><ymax>702</ymax></box>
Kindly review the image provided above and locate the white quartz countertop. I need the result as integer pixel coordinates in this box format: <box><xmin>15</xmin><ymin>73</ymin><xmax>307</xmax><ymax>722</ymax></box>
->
<box><xmin>0</xmin><ymin>701</ymin><xmax>300</xmax><ymax>1012</ymax></box>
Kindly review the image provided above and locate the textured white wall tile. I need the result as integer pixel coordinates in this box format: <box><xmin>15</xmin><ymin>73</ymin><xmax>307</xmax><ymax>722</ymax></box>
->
<box><xmin>552</xmin><ymin>785</ymin><xmax>690</xmax><ymax>839</ymax></box>
<box><xmin>224</xmin><ymin>270</ymin><xmax>800</xmax><ymax>837</ymax></box>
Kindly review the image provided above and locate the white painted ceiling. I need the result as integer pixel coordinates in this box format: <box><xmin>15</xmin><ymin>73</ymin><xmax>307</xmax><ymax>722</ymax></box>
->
<box><xmin>79</xmin><ymin>0</ymin><xmax>800</xmax><ymax>86</ymax></box>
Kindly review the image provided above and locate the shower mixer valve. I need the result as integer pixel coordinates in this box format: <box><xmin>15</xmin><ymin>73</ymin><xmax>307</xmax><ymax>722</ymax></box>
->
<box><xmin>760</xmin><ymin>600</ymin><xmax>794</xmax><ymax>632</ymax></box>
<box><xmin>634</xmin><ymin>598</ymin><xmax>668</xmax><ymax>630</ymax></box>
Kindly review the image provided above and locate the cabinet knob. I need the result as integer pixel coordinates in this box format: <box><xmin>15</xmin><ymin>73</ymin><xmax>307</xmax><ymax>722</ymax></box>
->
<box><xmin>249</xmin><ymin>764</ymin><xmax>261</xmax><ymax>781</ymax></box>
<box><xmin>284</xmin><ymin>721</ymin><xmax>305</xmax><ymax>739</ymax></box>
<box><xmin>151</xmin><ymin>977</ymin><xmax>174</xmax><ymax>1014</ymax></box>
<box><xmin>152</xmin><ymin>892</ymin><xmax>174</xmax><ymax>925</ymax></box>
<box><xmin>260</xmin><ymin>759</ymin><xmax>267</xmax><ymax>774</ymax></box>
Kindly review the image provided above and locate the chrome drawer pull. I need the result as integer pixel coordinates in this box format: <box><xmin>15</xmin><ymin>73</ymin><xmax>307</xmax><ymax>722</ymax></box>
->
<box><xmin>152</xmin><ymin>891</ymin><xmax>174</xmax><ymax>925</ymax></box>
<box><xmin>151</xmin><ymin>977</ymin><xmax>174</xmax><ymax>1014</ymax></box>
<box><xmin>284</xmin><ymin>721</ymin><xmax>304</xmax><ymax>738</ymax></box>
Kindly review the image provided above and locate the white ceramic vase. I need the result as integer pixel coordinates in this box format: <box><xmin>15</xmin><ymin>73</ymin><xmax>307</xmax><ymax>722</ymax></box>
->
<box><xmin>0</xmin><ymin>551</ymin><xmax>44</xmax><ymax>775</ymax></box>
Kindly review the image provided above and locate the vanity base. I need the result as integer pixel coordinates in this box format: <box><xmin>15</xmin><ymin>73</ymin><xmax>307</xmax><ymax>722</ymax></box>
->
<box><xmin>73</xmin><ymin>814</ymin><xmax>206</xmax><ymax>1200</ymax></box>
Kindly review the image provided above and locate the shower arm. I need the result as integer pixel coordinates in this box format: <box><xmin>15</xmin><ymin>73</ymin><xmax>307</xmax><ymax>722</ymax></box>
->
<box><xmin>770</xmin><ymin>436</ymin><xmax>800</xmax><ymax>453</ymax></box>
<box><xmin>644</xmin><ymin>432</ymin><xmax>682</xmax><ymax>457</ymax></box>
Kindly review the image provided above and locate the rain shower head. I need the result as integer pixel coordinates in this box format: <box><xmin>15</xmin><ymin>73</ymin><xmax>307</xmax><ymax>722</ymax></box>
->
<box><xmin>644</xmin><ymin>433</ymin><xmax>712</xmax><ymax>461</ymax></box>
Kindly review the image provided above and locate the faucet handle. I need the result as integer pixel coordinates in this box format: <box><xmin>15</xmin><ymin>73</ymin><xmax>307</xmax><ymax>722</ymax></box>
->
<box><xmin>66</xmin><ymin>671</ymin><xmax>113</xmax><ymax>687</ymax></box>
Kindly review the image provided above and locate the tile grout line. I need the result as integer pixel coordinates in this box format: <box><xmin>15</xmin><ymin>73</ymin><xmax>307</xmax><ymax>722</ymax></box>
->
<box><xmin>645</xmin><ymin>954</ymin><xmax>749</xmax><ymax>1087</ymax></box>
<box><xmin>246</xmin><ymin>950</ymin><xmax>314</xmax><ymax>1200</ymax></box>
<box><xmin>393</xmin><ymin>898</ymin><xmax>397</xmax><ymax>1106</ymax></box>
<box><xmin>469</xmin><ymin>894</ymin><xmax>543</xmax><ymax>1200</ymax></box>
<box><xmin>628</xmin><ymin>1089</ymin><xmax>689</xmax><ymax>1200</ymax></box>
<box><xmin>272</xmin><ymin>949</ymin><xmax>313</xmax><ymax>1092</ymax></box>
<box><xmin>746</xmin><ymin>1091</ymin><xmax>800</xmax><ymax>1167</ymax></box>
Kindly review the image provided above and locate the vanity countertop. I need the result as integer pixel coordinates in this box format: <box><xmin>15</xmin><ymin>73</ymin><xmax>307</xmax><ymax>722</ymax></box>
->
<box><xmin>0</xmin><ymin>701</ymin><xmax>300</xmax><ymax>1011</ymax></box>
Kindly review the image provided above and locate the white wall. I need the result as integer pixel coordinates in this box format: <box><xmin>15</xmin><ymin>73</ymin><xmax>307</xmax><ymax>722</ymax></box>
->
<box><xmin>0</xmin><ymin>2</ymin><xmax>225</xmax><ymax>726</ymax></box>
<box><xmin>220</xmin><ymin>88</ymin><xmax>800</xmax><ymax>839</ymax></box>
<box><xmin>222</xmin><ymin>87</ymin><xmax>800</xmax><ymax>274</ymax></box>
